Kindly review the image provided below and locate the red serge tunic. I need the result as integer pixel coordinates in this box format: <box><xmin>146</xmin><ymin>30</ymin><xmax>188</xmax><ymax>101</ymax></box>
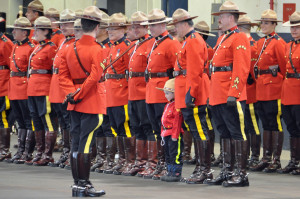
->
<box><xmin>246</xmin><ymin>37</ymin><xmax>258</xmax><ymax>104</ymax></box>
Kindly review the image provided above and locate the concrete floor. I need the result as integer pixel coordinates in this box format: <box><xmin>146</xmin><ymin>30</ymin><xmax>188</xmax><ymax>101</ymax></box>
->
<box><xmin>0</xmin><ymin>134</ymin><xmax>300</xmax><ymax>199</ymax></box>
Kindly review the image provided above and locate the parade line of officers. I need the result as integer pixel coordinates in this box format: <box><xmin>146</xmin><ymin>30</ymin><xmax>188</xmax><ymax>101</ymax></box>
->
<box><xmin>0</xmin><ymin>0</ymin><xmax>300</xmax><ymax>197</ymax></box>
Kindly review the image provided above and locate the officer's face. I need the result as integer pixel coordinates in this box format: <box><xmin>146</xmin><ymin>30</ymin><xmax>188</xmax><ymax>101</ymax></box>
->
<box><xmin>34</xmin><ymin>28</ymin><xmax>48</xmax><ymax>41</ymax></box>
<box><xmin>60</xmin><ymin>22</ymin><xmax>74</xmax><ymax>37</ymax></box>
<box><xmin>260</xmin><ymin>21</ymin><xmax>276</xmax><ymax>35</ymax></box>
<box><xmin>126</xmin><ymin>26</ymin><xmax>136</xmax><ymax>41</ymax></box>
<box><xmin>133</xmin><ymin>24</ymin><xmax>147</xmax><ymax>39</ymax></box>
<box><xmin>291</xmin><ymin>25</ymin><xmax>300</xmax><ymax>40</ymax></box>
<box><xmin>12</xmin><ymin>28</ymin><xmax>27</xmax><ymax>41</ymax></box>
<box><xmin>174</xmin><ymin>22</ymin><xmax>185</xmax><ymax>38</ymax></box>
<box><xmin>149</xmin><ymin>23</ymin><xmax>165</xmax><ymax>37</ymax></box>
<box><xmin>218</xmin><ymin>13</ymin><xmax>232</xmax><ymax>31</ymax></box>
<box><xmin>26</xmin><ymin>9</ymin><xmax>37</xmax><ymax>23</ymax></box>
<box><xmin>164</xmin><ymin>90</ymin><xmax>174</xmax><ymax>102</ymax></box>
<box><xmin>107</xmin><ymin>27</ymin><xmax>125</xmax><ymax>41</ymax></box>
<box><xmin>74</xmin><ymin>29</ymin><xmax>83</xmax><ymax>40</ymax></box>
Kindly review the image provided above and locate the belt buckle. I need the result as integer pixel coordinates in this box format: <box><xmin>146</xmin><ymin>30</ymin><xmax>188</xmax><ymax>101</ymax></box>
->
<box><xmin>172</xmin><ymin>71</ymin><xmax>176</xmax><ymax>77</ymax></box>
<box><xmin>129</xmin><ymin>71</ymin><xmax>133</xmax><ymax>78</ymax></box>
<box><xmin>29</xmin><ymin>69</ymin><xmax>32</xmax><ymax>75</ymax></box>
<box><xmin>105</xmin><ymin>73</ymin><xmax>109</xmax><ymax>80</ymax></box>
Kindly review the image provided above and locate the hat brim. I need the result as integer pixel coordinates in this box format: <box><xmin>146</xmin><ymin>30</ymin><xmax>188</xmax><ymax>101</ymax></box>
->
<box><xmin>194</xmin><ymin>29</ymin><xmax>216</xmax><ymax>37</ymax></box>
<box><xmin>79</xmin><ymin>16</ymin><xmax>101</xmax><ymax>22</ymax></box>
<box><xmin>237</xmin><ymin>22</ymin><xmax>259</xmax><ymax>27</ymax></box>
<box><xmin>155</xmin><ymin>87</ymin><xmax>174</xmax><ymax>92</ymax></box>
<box><xmin>282</xmin><ymin>21</ymin><xmax>300</xmax><ymax>27</ymax></box>
<box><xmin>168</xmin><ymin>16</ymin><xmax>198</xmax><ymax>25</ymax></box>
<box><xmin>53</xmin><ymin>20</ymin><xmax>76</xmax><ymax>24</ymax></box>
<box><xmin>211</xmin><ymin>11</ymin><xmax>246</xmax><ymax>16</ymax></box>
<box><xmin>140</xmin><ymin>18</ymin><xmax>172</xmax><ymax>25</ymax></box>
<box><xmin>255</xmin><ymin>19</ymin><xmax>282</xmax><ymax>22</ymax></box>
<box><xmin>24</xmin><ymin>7</ymin><xmax>43</xmax><ymax>12</ymax></box>
<box><xmin>6</xmin><ymin>25</ymin><xmax>33</xmax><ymax>30</ymax></box>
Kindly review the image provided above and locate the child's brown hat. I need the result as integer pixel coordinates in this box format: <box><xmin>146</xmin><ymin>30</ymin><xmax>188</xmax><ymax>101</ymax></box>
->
<box><xmin>156</xmin><ymin>78</ymin><xmax>175</xmax><ymax>93</ymax></box>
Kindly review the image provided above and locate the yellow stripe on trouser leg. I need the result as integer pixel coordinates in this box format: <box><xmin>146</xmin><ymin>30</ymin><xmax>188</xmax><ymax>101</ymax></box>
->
<box><xmin>84</xmin><ymin>114</ymin><xmax>103</xmax><ymax>153</ymax></box>
<box><xmin>31</xmin><ymin>120</ymin><xmax>35</xmax><ymax>131</ymax></box>
<box><xmin>175</xmin><ymin>134</ymin><xmax>182</xmax><ymax>164</ymax></box>
<box><xmin>1</xmin><ymin>111</ymin><xmax>8</xmax><ymax>128</ymax></box>
<box><xmin>44</xmin><ymin>96</ymin><xmax>54</xmax><ymax>132</ymax></box>
<box><xmin>193</xmin><ymin>107</ymin><xmax>206</xmax><ymax>141</ymax></box>
<box><xmin>237</xmin><ymin>102</ymin><xmax>247</xmax><ymax>141</ymax></box>
<box><xmin>276</xmin><ymin>99</ymin><xmax>283</xmax><ymax>132</ymax></box>
<box><xmin>111</xmin><ymin>127</ymin><xmax>118</xmax><ymax>137</ymax></box>
<box><xmin>123</xmin><ymin>105</ymin><xmax>132</xmax><ymax>138</ymax></box>
<box><xmin>184</xmin><ymin>121</ymin><xmax>190</xmax><ymax>131</ymax></box>
<box><xmin>5</xmin><ymin>96</ymin><xmax>10</xmax><ymax>110</ymax></box>
<box><xmin>205</xmin><ymin>107</ymin><xmax>213</xmax><ymax>130</ymax></box>
<box><xmin>249</xmin><ymin>103</ymin><xmax>260</xmax><ymax>135</ymax></box>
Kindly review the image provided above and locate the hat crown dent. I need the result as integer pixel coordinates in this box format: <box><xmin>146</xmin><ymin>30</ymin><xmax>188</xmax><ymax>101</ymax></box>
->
<box><xmin>290</xmin><ymin>11</ymin><xmax>300</xmax><ymax>22</ymax></box>
<box><xmin>109</xmin><ymin>13</ymin><xmax>126</xmax><ymax>24</ymax></box>
<box><xmin>131</xmin><ymin>11</ymin><xmax>148</xmax><ymax>23</ymax></box>
<box><xmin>60</xmin><ymin>9</ymin><xmax>76</xmax><ymax>20</ymax></box>
<box><xmin>28</xmin><ymin>0</ymin><xmax>44</xmax><ymax>12</ymax></box>
<box><xmin>219</xmin><ymin>0</ymin><xmax>240</xmax><ymax>12</ymax></box>
<box><xmin>82</xmin><ymin>6</ymin><xmax>103</xmax><ymax>22</ymax></box>
<box><xmin>34</xmin><ymin>16</ymin><xmax>52</xmax><ymax>27</ymax></box>
<box><xmin>261</xmin><ymin>9</ymin><xmax>277</xmax><ymax>20</ymax></box>
<box><xmin>148</xmin><ymin>8</ymin><xmax>167</xmax><ymax>21</ymax></box>
<box><xmin>14</xmin><ymin>17</ymin><xmax>31</xmax><ymax>27</ymax></box>
<box><xmin>195</xmin><ymin>21</ymin><xmax>210</xmax><ymax>32</ymax></box>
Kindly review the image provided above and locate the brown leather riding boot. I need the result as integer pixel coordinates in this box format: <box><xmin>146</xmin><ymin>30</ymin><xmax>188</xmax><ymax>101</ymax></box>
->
<box><xmin>182</xmin><ymin>130</ymin><xmax>193</xmax><ymax>164</ymax></box>
<box><xmin>25</xmin><ymin>130</ymin><xmax>45</xmax><ymax>165</ymax></box>
<box><xmin>122</xmin><ymin>136</ymin><xmax>137</xmax><ymax>176</ymax></box>
<box><xmin>186</xmin><ymin>138</ymin><xmax>201</xmax><ymax>183</ymax></box>
<box><xmin>90</xmin><ymin>137</ymin><xmax>106</xmax><ymax>172</ymax></box>
<box><xmin>245</xmin><ymin>133</ymin><xmax>250</xmax><ymax>162</ymax></box>
<box><xmin>291</xmin><ymin>137</ymin><xmax>300</xmax><ymax>175</ymax></box>
<box><xmin>15</xmin><ymin>130</ymin><xmax>35</xmax><ymax>164</ymax></box>
<box><xmin>141</xmin><ymin>140</ymin><xmax>158</xmax><ymax>178</ymax></box>
<box><xmin>74</xmin><ymin>153</ymin><xmax>105</xmax><ymax>197</ymax></box>
<box><xmin>212</xmin><ymin>138</ymin><xmax>223</xmax><ymax>167</ymax></box>
<box><xmin>124</xmin><ymin>139</ymin><xmax>147</xmax><ymax>176</ymax></box>
<box><xmin>250</xmin><ymin>130</ymin><xmax>272</xmax><ymax>171</ymax></box>
<box><xmin>278</xmin><ymin>137</ymin><xmax>298</xmax><ymax>174</ymax></box>
<box><xmin>223</xmin><ymin>140</ymin><xmax>249</xmax><ymax>187</ymax></box>
<box><xmin>205</xmin><ymin>138</ymin><xmax>233</xmax><ymax>185</ymax></box>
<box><xmin>103</xmin><ymin>137</ymin><xmax>117</xmax><ymax>174</ymax></box>
<box><xmin>6</xmin><ymin>129</ymin><xmax>27</xmax><ymax>163</ymax></box>
<box><xmin>208</xmin><ymin>130</ymin><xmax>216</xmax><ymax>162</ymax></box>
<box><xmin>152</xmin><ymin>141</ymin><xmax>166</xmax><ymax>180</ymax></box>
<box><xmin>34</xmin><ymin>131</ymin><xmax>57</xmax><ymax>166</ymax></box>
<box><xmin>248</xmin><ymin>134</ymin><xmax>261</xmax><ymax>168</ymax></box>
<box><xmin>70</xmin><ymin>151</ymin><xmax>79</xmax><ymax>197</ymax></box>
<box><xmin>263</xmin><ymin>131</ymin><xmax>283</xmax><ymax>173</ymax></box>
<box><xmin>0</xmin><ymin>128</ymin><xmax>11</xmax><ymax>161</ymax></box>
<box><xmin>49</xmin><ymin>129</ymin><xmax>70</xmax><ymax>167</ymax></box>
<box><xmin>112</xmin><ymin>136</ymin><xmax>126</xmax><ymax>175</ymax></box>
<box><xmin>187</xmin><ymin>139</ymin><xmax>212</xmax><ymax>184</ymax></box>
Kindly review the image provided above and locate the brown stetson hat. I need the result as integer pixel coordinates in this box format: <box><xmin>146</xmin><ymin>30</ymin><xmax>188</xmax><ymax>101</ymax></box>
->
<box><xmin>75</xmin><ymin>9</ymin><xmax>84</xmax><ymax>18</ymax></box>
<box><xmin>44</xmin><ymin>8</ymin><xmax>59</xmax><ymax>19</ymax></box>
<box><xmin>156</xmin><ymin>78</ymin><xmax>175</xmax><ymax>93</ymax></box>
<box><xmin>169</xmin><ymin>8</ymin><xmax>197</xmax><ymax>25</ymax></box>
<box><xmin>140</xmin><ymin>9</ymin><xmax>172</xmax><ymax>25</ymax></box>
<box><xmin>211</xmin><ymin>1</ymin><xmax>246</xmax><ymax>16</ymax></box>
<box><xmin>53</xmin><ymin>9</ymin><xmax>76</xmax><ymax>24</ymax></box>
<box><xmin>26</xmin><ymin>0</ymin><xmax>44</xmax><ymax>12</ymax></box>
<box><xmin>128</xmin><ymin>11</ymin><xmax>148</xmax><ymax>25</ymax></box>
<box><xmin>194</xmin><ymin>21</ymin><xmax>216</xmax><ymax>37</ymax></box>
<box><xmin>34</xmin><ymin>16</ymin><xmax>52</xmax><ymax>29</ymax></box>
<box><xmin>255</xmin><ymin>9</ymin><xmax>282</xmax><ymax>22</ymax></box>
<box><xmin>106</xmin><ymin>13</ymin><xmax>128</xmax><ymax>27</ymax></box>
<box><xmin>237</xmin><ymin>15</ymin><xmax>258</xmax><ymax>27</ymax></box>
<box><xmin>79</xmin><ymin>6</ymin><xmax>103</xmax><ymax>22</ymax></box>
<box><xmin>283</xmin><ymin>11</ymin><xmax>300</xmax><ymax>27</ymax></box>
<box><xmin>7</xmin><ymin>17</ymin><xmax>32</xmax><ymax>29</ymax></box>
<box><xmin>99</xmin><ymin>11</ymin><xmax>109</xmax><ymax>28</ymax></box>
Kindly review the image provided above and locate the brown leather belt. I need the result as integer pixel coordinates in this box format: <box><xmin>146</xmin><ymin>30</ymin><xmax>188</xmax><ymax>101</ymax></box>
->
<box><xmin>53</xmin><ymin>68</ymin><xmax>59</xmax><ymax>74</ymax></box>
<box><xmin>173</xmin><ymin>70</ymin><xmax>186</xmax><ymax>77</ymax></box>
<box><xmin>148</xmin><ymin>72</ymin><xmax>169</xmax><ymax>78</ymax></box>
<box><xmin>286</xmin><ymin>73</ymin><xmax>300</xmax><ymax>79</ymax></box>
<box><xmin>73</xmin><ymin>78</ymin><xmax>86</xmax><ymax>84</ymax></box>
<box><xmin>10</xmin><ymin>71</ymin><xmax>27</xmax><ymax>77</ymax></box>
<box><xmin>258</xmin><ymin>69</ymin><xmax>272</xmax><ymax>75</ymax></box>
<box><xmin>30</xmin><ymin>69</ymin><xmax>52</xmax><ymax>75</ymax></box>
<box><xmin>105</xmin><ymin>73</ymin><xmax>127</xmax><ymax>80</ymax></box>
<box><xmin>0</xmin><ymin>65</ymin><xmax>9</xmax><ymax>70</ymax></box>
<box><xmin>128</xmin><ymin>71</ymin><xmax>145</xmax><ymax>78</ymax></box>
<box><xmin>211</xmin><ymin>65</ymin><xmax>232</xmax><ymax>72</ymax></box>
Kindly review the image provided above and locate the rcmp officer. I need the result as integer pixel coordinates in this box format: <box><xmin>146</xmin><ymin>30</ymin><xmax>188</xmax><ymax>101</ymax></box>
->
<box><xmin>237</xmin><ymin>15</ymin><xmax>261</xmax><ymax>168</ymax></box>
<box><xmin>140</xmin><ymin>9</ymin><xmax>180</xmax><ymax>180</ymax></box>
<box><xmin>25</xmin><ymin>0</ymin><xmax>44</xmax><ymax>43</ymax></box>
<box><xmin>170</xmin><ymin>9</ymin><xmax>212</xmax><ymax>184</ymax></box>
<box><xmin>48</xmin><ymin>9</ymin><xmax>76</xmax><ymax>168</ymax></box>
<box><xmin>205</xmin><ymin>1</ymin><xmax>251</xmax><ymax>187</ymax></box>
<box><xmin>58</xmin><ymin>6</ymin><xmax>106</xmax><ymax>197</ymax></box>
<box><xmin>0</xmin><ymin>21</ymin><xmax>13</xmax><ymax>162</ymax></box>
<box><xmin>73</xmin><ymin>19</ymin><xmax>83</xmax><ymax>40</ymax></box>
<box><xmin>5</xmin><ymin>17</ymin><xmax>35</xmax><ymax>164</ymax></box>
<box><xmin>278</xmin><ymin>11</ymin><xmax>300</xmax><ymax>175</ymax></box>
<box><xmin>250</xmin><ymin>9</ymin><xmax>286</xmax><ymax>173</ymax></box>
<box><xmin>25</xmin><ymin>16</ymin><xmax>58</xmax><ymax>166</ymax></box>
<box><xmin>104</xmin><ymin>13</ymin><xmax>133</xmax><ymax>175</ymax></box>
<box><xmin>194</xmin><ymin>20</ymin><xmax>217</xmax><ymax>165</ymax></box>
<box><xmin>44</xmin><ymin>8</ymin><xmax>65</xmax><ymax>47</ymax></box>
<box><xmin>123</xmin><ymin>11</ymin><xmax>154</xmax><ymax>176</ymax></box>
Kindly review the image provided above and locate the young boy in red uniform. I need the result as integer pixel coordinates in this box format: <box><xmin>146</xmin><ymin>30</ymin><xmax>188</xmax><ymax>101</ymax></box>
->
<box><xmin>157</xmin><ymin>78</ymin><xmax>184</xmax><ymax>182</ymax></box>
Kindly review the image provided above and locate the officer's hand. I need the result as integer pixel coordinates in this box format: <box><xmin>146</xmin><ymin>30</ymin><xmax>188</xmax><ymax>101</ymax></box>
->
<box><xmin>69</xmin><ymin>96</ymin><xmax>82</xmax><ymax>104</ymax></box>
<box><xmin>227</xmin><ymin>96</ymin><xmax>237</xmax><ymax>107</ymax></box>
<box><xmin>185</xmin><ymin>88</ymin><xmax>195</xmax><ymax>109</ymax></box>
<box><xmin>171</xmin><ymin>138</ymin><xmax>177</xmax><ymax>142</ymax></box>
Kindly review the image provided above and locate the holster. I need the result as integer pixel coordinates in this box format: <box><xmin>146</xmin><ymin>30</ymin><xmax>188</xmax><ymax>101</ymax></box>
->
<box><xmin>269</xmin><ymin>65</ymin><xmax>278</xmax><ymax>77</ymax></box>
<box><xmin>254</xmin><ymin>66</ymin><xmax>258</xmax><ymax>79</ymax></box>
<box><xmin>144</xmin><ymin>69</ymin><xmax>149</xmax><ymax>82</ymax></box>
<box><xmin>125</xmin><ymin>70</ymin><xmax>129</xmax><ymax>81</ymax></box>
<box><xmin>166</xmin><ymin>68</ymin><xmax>174</xmax><ymax>79</ymax></box>
<box><xmin>247</xmin><ymin>74</ymin><xmax>254</xmax><ymax>85</ymax></box>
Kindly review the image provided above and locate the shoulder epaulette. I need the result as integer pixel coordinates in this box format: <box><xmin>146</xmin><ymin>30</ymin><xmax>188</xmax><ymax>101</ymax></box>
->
<box><xmin>28</xmin><ymin>42</ymin><xmax>34</xmax><ymax>48</ymax></box>
<box><xmin>250</xmin><ymin>40</ymin><xmax>254</xmax><ymax>46</ymax></box>
<box><xmin>190</xmin><ymin>33</ymin><xmax>196</xmax><ymax>39</ymax></box>
<box><xmin>274</xmin><ymin>34</ymin><xmax>280</xmax><ymax>40</ymax></box>
<box><xmin>1</xmin><ymin>36</ymin><xmax>8</xmax><ymax>42</ymax></box>
<box><xmin>48</xmin><ymin>41</ymin><xmax>55</xmax><ymax>46</ymax></box>
<box><xmin>124</xmin><ymin>39</ymin><xmax>130</xmax><ymax>46</ymax></box>
<box><xmin>53</xmin><ymin>30</ymin><xmax>62</xmax><ymax>35</ymax></box>
<box><xmin>168</xmin><ymin>34</ymin><xmax>174</xmax><ymax>40</ymax></box>
<box><xmin>96</xmin><ymin>41</ymin><xmax>105</xmax><ymax>48</ymax></box>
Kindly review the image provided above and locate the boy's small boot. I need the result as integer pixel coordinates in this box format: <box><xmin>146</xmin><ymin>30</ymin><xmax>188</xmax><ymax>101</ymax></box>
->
<box><xmin>165</xmin><ymin>164</ymin><xmax>182</xmax><ymax>182</ymax></box>
<box><xmin>160</xmin><ymin>164</ymin><xmax>172</xmax><ymax>181</ymax></box>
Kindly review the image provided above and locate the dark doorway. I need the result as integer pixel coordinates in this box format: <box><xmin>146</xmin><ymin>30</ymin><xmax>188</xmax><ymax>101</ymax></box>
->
<box><xmin>162</xmin><ymin>0</ymin><xmax>188</xmax><ymax>17</ymax></box>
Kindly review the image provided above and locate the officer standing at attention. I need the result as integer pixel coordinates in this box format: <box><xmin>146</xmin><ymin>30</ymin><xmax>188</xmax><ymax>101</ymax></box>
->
<box><xmin>204</xmin><ymin>1</ymin><xmax>251</xmax><ymax>187</ymax></box>
<box><xmin>25</xmin><ymin>0</ymin><xmax>44</xmax><ymax>43</ymax></box>
<box><xmin>44</xmin><ymin>8</ymin><xmax>65</xmax><ymax>47</ymax></box>
<box><xmin>59</xmin><ymin>6</ymin><xmax>106</xmax><ymax>197</ymax></box>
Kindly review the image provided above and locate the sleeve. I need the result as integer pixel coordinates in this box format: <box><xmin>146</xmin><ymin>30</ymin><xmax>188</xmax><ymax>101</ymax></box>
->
<box><xmin>3</xmin><ymin>41</ymin><xmax>13</xmax><ymax>66</ymax></box>
<box><xmin>186</xmin><ymin>38</ymin><xmax>206</xmax><ymax>97</ymax></box>
<box><xmin>74</xmin><ymin>47</ymin><xmax>103</xmax><ymax>101</ymax></box>
<box><xmin>171</xmin><ymin>108</ymin><xmax>183</xmax><ymax>139</ymax></box>
<box><xmin>228</xmin><ymin>33</ymin><xmax>251</xmax><ymax>98</ymax></box>
<box><xmin>249</xmin><ymin>41</ymin><xmax>258</xmax><ymax>82</ymax></box>
<box><xmin>58</xmin><ymin>48</ymin><xmax>77</xmax><ymax>96</ymax></box>
<box><xmin>275</xmin><ymin>39</ymin><xmax>287</xmax><ymax>77</ymax></box>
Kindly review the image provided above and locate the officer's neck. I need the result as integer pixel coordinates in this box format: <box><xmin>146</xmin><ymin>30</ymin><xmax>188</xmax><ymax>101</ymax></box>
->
<box><xmin>83</xmin><ymin>31</ymin><xmax>96</xmax><ymax>39</ymax></box>
<box><xmin>16</xmin><ymin>36</ymin><xmax>27</xmax><ymax>43</ymax></box>
<box><xmin>97</xmin><ymin>33</ymin><xmax>109</xmax><ymax>43</ymax></box>
<box><xmin>182</xmin><ymin>27</ymin><xmax>194</xmax><ymax>38</ymax></box>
